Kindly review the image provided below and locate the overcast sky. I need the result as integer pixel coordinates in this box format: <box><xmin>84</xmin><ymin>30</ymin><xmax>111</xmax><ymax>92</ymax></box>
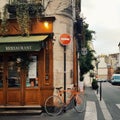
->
<box><xmin>81</xmin><ymin>0</ymin><xmax>120</xmax><ymax>55</ymax></box>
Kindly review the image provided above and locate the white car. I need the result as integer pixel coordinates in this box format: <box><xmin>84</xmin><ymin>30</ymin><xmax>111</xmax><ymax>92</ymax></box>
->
<box><xmin>111</xmin><ymin>74</ymin><xmax>120</xmax><ymax>85</ymax></box>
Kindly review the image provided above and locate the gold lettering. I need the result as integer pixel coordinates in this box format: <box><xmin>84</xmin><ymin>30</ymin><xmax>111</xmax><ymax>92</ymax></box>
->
<box><xmin>5</xmin><ymin>46</ymin><xmax>32</xmax><ymax>51</ymax></box>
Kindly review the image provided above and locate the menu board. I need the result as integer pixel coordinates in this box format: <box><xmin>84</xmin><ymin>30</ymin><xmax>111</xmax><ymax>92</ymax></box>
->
<box><xmin>28</xmin><ymin>56</ymin><xmax>37</xmax><ymax>79</ymax></box>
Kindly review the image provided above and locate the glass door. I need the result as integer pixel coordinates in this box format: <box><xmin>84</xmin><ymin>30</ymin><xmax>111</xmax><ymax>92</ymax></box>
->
<box><xmin>6</xmin><ymin>55</ymin><xmax>22</xmax><ymax>105</ymax></box>
<box><xmin>0</xmin><ymin>53</ymin><xmax>40</xmax><ymax>106</ymax></box>
<box><xmin>7</xmin><ymin>60</ymin><xmax>21</xmax><ymax>88</ymax></box>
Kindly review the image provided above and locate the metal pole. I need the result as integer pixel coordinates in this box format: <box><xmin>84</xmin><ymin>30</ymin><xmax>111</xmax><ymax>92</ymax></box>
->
<box><xmin>77</xmin><ymin>50</ymin><xmax>80</xmax><ymax>91</ymax></box>
<box><xmin>100</xmin><ymin>82</ymin><xmax>102</xmax><ymax>101</ymax></box>
<box><xmin>64</xmin><ymin>46</ymin><xmax>66</xmax><ymax>104</ymax></box>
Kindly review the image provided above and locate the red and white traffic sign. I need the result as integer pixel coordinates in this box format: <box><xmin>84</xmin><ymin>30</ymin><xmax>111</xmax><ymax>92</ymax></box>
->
<box><xmin>59</xmin><ymin>34</ymin><xmax>71</xmax><ymax>46</ymax></box>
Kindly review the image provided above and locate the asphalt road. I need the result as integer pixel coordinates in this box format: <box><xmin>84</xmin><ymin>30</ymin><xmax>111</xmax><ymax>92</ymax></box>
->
<box><xmin>102</xmin><ymin>82</ymin><xmax>120</xmax><ymax>120</ymax></box>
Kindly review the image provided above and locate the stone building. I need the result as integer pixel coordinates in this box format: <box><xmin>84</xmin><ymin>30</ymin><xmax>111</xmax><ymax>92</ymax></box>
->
<box><xmin>0</xmin><ymin>0</ymin><xmax>81</xmax><ymax>106</ymax></box>
<box><xmin>98</xmin><ymin>55</ymin><xmax>108</xmax><ymax>79</ymax></box>
<box><xmin>105</xmin><ymin>53</ymin><xmax>118</xmax><ymax>80</ymax></box>
<box><xmin>45</xmin><ymin>0</ymin><xmax>75</xmax><ymax>88</ymax></box>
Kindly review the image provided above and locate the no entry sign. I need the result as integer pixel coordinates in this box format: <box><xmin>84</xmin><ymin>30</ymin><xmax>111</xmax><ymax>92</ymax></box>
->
<box><xmin>59</xmin><ymin>34</ymin><xmax>71</xmax><ymax>46</ymax></box>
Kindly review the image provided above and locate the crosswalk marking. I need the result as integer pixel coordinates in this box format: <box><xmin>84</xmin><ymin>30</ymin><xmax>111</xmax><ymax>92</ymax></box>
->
<box><xmin>116</xmin><ymin>104</ymin><xmax>120</xmax><ymax>109</ymax></box>
<box><xmin>84</xmin><ymin>101</ymin><xmax>97</xmax><ymax>120</ymax></box>
<box><xmin>95</xmin><ymin>92</ymin><xmax>113</xmax><ymax>120</ymax></box>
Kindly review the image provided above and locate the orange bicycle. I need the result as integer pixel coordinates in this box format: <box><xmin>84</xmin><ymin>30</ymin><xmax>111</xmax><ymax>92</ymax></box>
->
<box><xmin>44</xmin><ymin>86</ymin><xmax>86</xmax><ymax>116</ymax></box>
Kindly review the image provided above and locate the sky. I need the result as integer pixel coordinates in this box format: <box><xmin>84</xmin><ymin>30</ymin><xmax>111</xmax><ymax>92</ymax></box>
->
<box><xmin>81</xmin><ymin>0</ymin><xmax>120</xmax><ymax>55</ymax></box>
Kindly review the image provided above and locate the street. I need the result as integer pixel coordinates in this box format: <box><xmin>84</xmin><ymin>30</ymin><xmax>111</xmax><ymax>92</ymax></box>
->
<box><xmin>0</xmin><ymin>82</ymin><xmax>120</xmax><ymax>120</ymax></box>
<box><xmin>102</xmin><ymin>82</ymin><xmax>120</xmax><ymax>119</ymax></box>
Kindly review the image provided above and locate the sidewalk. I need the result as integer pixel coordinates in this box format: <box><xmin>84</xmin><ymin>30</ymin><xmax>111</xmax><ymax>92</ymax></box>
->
<box><xmin>0</xmin><ymin>86</ymin><xmax>106</xmax><ymax>120</ymax></box>
<box><xmin>39</xmin><ymin>86</ymin><xmax>105</xmax><ymax>120</ymax></box>
<box><xmin>0</xmin><ymin>106</ymin><xmax>42</xmax><ymax>115</ymax></box>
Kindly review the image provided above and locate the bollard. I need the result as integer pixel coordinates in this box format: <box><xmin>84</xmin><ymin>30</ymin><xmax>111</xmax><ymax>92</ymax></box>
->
<box><xmin>97</xmin><ymin>80</ymin><xmax>107</xmax><ymax>101</ymax></box>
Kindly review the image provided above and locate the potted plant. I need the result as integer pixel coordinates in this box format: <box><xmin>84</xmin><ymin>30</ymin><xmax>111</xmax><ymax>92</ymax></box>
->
<box><xmin>92</xmin><ymin>78</ymin><xmax>99</xmax><ymax>90</ymax></box>
<box><xmin>16</xmin><ymin>3</ymin><xmax>30</xmax><ymax>36</ymax></box>
<box><xmin>0</xmin><ymin>1</ymin><xmax>44</xmax><ymax>36</ymax></box>
<box><xmin>0</xmin><ymin>6</ymin><xmax>8</xmax><ymax>36</ymax></box>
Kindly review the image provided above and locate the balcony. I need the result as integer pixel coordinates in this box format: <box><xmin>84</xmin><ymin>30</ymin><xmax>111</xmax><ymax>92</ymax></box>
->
<box><xmin>0</xmin><ymin>0</ymin><xmax>45</xmax><ymax>36</ymax></box>
<box><xmin>6</xmin><ymin>0</ymin><xmax>44</xmax><ymax>19</ymax></box>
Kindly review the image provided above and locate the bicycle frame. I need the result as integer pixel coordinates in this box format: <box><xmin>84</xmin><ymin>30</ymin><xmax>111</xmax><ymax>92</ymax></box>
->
<box><xmin>56</xmin><ymin>88</ymin><xmax>81</xmax><ymax>106</ymax></box>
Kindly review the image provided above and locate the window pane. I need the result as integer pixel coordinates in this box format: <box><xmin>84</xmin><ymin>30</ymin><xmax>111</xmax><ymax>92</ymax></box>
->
<box><xmin>26</xmin><ymin>56</ymin><xmax>38</xmax><ymax>87</ymax></box>
<box><xmin>8</xmin><ymin>57</ymin><xmax>21</xmax><ymax>88</ymax></box>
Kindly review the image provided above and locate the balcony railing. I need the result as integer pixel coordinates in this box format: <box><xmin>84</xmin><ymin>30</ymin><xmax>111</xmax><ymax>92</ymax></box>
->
<box><xmin>8</xmin><ymin>0</ymin><xmax>42</xmax><ymax>4</ymax></box>
<box><xmin>7</xmin><ymin>0</ymin><xmax>44</xmax><ymax>19</ymax></box>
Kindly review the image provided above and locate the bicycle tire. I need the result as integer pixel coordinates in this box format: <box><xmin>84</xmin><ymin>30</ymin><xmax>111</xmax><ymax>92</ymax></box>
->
<box><xmin>45</xmin><ymin>95</ymin><xmax>64</xmax><ymax>116</ymax></box>
<box><xmin>73</xmin><ymin>94</ymin><xmax>86</xmax><ymax>113</ymax></box>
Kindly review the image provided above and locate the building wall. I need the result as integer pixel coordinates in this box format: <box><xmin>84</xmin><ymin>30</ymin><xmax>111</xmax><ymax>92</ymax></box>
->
<box><xmin>53</xmin><ymin>15</ymin><xmax>73</xmax><ymax>88</ymax></box>
<box><xmin>45</xmin><ymin>0</ymin><xmax>74</xmax><ymax>88</ymax></box>
<box><xmin>98</xmin><ymin>56</ymin><xmax>107</xmax><ymax>80</ymax></box>
<box><xmin>106</xmin><ymin>53</ymin><xmax>118</xmax><ymax>80</ymax></box>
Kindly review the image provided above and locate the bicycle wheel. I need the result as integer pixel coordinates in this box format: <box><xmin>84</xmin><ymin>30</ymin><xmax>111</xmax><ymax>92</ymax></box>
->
<box><xmin>73</xmin><ymin>94</ymin><xmax>86</xmax><ymax>113</ymax></box>
<box><xmin>45</xmin><ymin>95</ymin><xmax>64</xmax><ymax>116</ymax></box>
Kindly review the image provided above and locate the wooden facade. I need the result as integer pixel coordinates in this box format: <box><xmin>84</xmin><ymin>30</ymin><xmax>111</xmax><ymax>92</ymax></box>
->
<box><xmin>0</xmin><ymin>17</ymin><xmax>55</xmax><ymax>106</ymax></box>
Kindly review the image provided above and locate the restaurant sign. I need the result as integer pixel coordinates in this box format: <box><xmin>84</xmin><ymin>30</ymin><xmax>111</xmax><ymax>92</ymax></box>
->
<box><xmin>0</xmin><ymin>43</ymin><xmax>42</xmax><ymax>52</ymax></box>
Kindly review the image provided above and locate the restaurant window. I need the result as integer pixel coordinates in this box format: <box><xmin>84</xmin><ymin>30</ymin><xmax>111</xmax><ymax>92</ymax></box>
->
<box><xmin>26</xmin><ymin>55</ymin><xmax>38</xmax><ymax>87</ymax></box>
<box><xmin>0</xmin><ymin>56</ymin><xmax>3</xmax><ymax>88</ymax></box>
<box><xmin>8</xmin><ymin>56</ymin><xmax>21</xmax><ymax>88</ymax></box>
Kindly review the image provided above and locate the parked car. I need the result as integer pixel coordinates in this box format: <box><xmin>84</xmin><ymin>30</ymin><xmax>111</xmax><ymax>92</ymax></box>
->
<box><xmin>111</xmin><ymin>74</ymin><xmax>120</xmax><ymax>85</ymax></box>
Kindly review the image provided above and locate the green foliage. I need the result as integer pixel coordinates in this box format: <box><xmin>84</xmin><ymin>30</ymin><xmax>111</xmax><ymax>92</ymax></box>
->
<box><xmin>15</xmin><ymin>53</ymin><xmax>33</xmax><ymax>69</ymax></box>
<box><xmin>84</xmin><ymin>23</ymin><xmax>95</xmax><ymax>42</ymax></box>
<box><xmin>1</xmin><ymin>2</ymin><xmax>44</xmax><ymax>36</ymax></box>
<box><xmin>16</xmin><ymin>3</ymin><xmax>30</xmax><ymax>36</ymax></box>
<box><xmin>79</xmin><ymin>48</ymin><xmax>95</xmax><ymax>80</ymax></box>
<box><xmin>0</xmin><ymin>5</ymin><xmax>8</xmax><ymax>35</ymax></box>
<box><xmin>78</xmin><ymin>21</ymin><xmax>96</xmax><ymax>81</ymax></box>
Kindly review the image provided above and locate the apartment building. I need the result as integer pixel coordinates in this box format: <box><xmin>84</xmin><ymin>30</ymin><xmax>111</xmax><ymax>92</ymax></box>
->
<box><xmin>0</xmin><ymin>0</ymin><xmax>81</xmax><ymax>106</ymax></box>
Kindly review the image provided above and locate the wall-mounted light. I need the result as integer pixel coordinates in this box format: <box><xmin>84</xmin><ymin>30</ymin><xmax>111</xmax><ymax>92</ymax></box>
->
<box><xmin>44</xmin><ymin>21</ymin><xmax>49</xmax><ymax>29</ymax></box>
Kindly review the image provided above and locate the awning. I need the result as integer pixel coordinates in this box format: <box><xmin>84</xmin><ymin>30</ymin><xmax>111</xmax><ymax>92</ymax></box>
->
<box><xmin>0</xmin><ymin>35</ymin><xmax>48</xmax><ymax>52</ymax></box>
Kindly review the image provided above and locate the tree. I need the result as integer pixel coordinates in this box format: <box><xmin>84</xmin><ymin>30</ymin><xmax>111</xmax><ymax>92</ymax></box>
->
<box><xmin>79</xmin><ymin>48</ymin><xmax>95</xmax><ymax>81</ymax></box>
<box><xmin>76</xmin><ymin>19</ymin><xmax>96</xmax><ymax>81</ymax></box>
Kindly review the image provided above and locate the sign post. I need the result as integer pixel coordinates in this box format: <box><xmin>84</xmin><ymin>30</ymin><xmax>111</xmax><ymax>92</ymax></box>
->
<box><xmin>64</xmin><ymin>46</ymin><xmax>66</xmax><ymax>104</ymax></box>
<box><xmin>59</xmin><ymin>34</ymin><xmax>71</xmax><ymax>104</ymax></box>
